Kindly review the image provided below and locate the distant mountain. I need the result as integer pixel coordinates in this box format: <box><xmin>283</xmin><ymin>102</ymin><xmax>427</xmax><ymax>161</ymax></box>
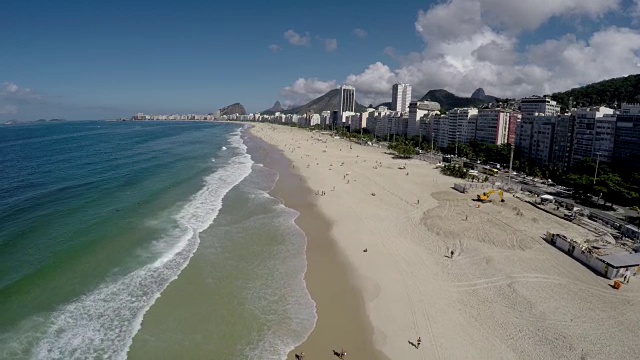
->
<box><xmin>262</xmin><ymin>101</ymin><xmax>284</xmax><ymax>114</ymax></box>
<box><xmin>219</xmin><ymin>102</ymin><xmax>246</xmax><ymax>116</ymax></box>
<box><xmin>374</xmin><ymin>102</ymin><xmax>392</xmax><ymax>109</ymax></box>
<box><xmin>470</xmin><ymin>88</ymin><xmax>497</xmax><ymax>103</ymax></box>
<box><xmin>551</xmin><ymin>74</ymin><xmax>640</xmax><ymax>110</ymax></box>
<box><xmin>419</xmin><ymin>89</ymin><xmax>487</xmax><ymax>111</ymax></box>
<box><xmin>284</xmin><ymin>89</ymin><xmax>367</xmax><ymax>114</ymax></box>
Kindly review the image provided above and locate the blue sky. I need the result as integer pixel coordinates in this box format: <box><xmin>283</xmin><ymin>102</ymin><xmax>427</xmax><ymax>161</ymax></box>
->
<box><xmin>1</xmin><ymin>0</ymin><xmax>639</xmax><ymax>120</ymax></box>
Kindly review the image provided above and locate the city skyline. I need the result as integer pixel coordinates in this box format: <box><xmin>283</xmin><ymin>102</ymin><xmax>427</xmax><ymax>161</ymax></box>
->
<box><xmin>1</xmin><ymin>0</ymin><xmax>640</xmax><ymax>121</ymax></box>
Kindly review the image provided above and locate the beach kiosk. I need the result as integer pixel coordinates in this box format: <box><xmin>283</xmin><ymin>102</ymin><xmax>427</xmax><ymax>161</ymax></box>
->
<box><xmin>598</xmin><ymin>253</ymin><xmax>640</xmax><ymax>280</ymax></box>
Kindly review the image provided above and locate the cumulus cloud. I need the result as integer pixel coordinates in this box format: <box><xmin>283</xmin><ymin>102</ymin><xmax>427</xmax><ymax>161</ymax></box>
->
<box><xmin>281</xmin><ymin>78</ymin><xmax>337</xmax><ymax>107</ymax></box>
<box><xmin>282</xmin><ymin>0</ymin><xmax>640</xmax><ymax>105</ymax></box>
<box><xmin>268</xmin><ymin>44</ymin><xmax>281</xmax><ymax>53</ymax></box>
<box><xmin>4</xmin><ymin>82</ymin><xmax>18</xmax><ymax>93</ymax></box>
<box><xmin>284</xmin><ymin>30</ymin><xmax>310</xmax><ymax>46</ymax></box>
<box><xmin>352</xmin><ymin>28</ymin><xmax>367</xmax><ymax>38</ymax></box>
<box><xmin>345</xmin><ymin>62</ymin><xmax>397</xmax><ymax>105</ymax></box>
<box><xmin>0</xmin><ymin>82</ymin><xmax>44</xmax><ymax>118</ymax></box>
<box><xmin>324</xmin><ymin>38</ymin><xmax>338</xmax><ymax>52</ymax></box>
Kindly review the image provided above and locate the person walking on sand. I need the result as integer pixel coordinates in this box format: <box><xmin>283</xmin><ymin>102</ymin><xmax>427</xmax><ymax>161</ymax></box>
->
<box><xmin>624</xmin><ymin>269</ymin><xmax>632</xmax><ymax>284</ymax></box>
<box><xmin>417</xmin><ymin>336</ymin><xmax>422</xmax><ymax>349</ymax></box>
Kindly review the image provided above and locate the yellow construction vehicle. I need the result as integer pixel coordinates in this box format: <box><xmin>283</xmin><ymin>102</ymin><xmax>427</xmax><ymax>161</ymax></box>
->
<box><xmin>475</xmin><ymin>189</ymin><xmax>504</xmax><ymax>203</ymax></box>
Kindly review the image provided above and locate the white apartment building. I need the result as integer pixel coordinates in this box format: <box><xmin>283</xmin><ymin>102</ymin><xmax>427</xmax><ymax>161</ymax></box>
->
<box><xmin>432</xmin><ymin>114</ymin><xmax>450</xmax><ymax>149</ymax></box>
<box><xmin>391</xmin><ymin>83</ymin><xmax>412</xmax><ymax>114</ymax></box>
<box><xmin>309</xmin><ymin>114</ymin><xmax>321</xmax><ymax>126</ymax></box>
<box><xmin>339</xmin><ymin>85</ymin><xmax>356</xmax><ymax>114</ymax></box>
<box><xmin>593</xmin><ymin>114</ymin><xmax>617</xmax><ymax>163</ymax></box>
<box><xmin>448</xmin><ymin>108</ymin><xmax>478</xmax><ymax>146</ymax></box>
<box><xmin>320</xmin><ymin>111</ymin><xmax>331</xmax><ymax>127</ymax></box>
<box><xmin>475</xmin><ymin>109</ymin><xmax>511</xmax><ymax>145</ymax></box>
<box><xmin>407</xmin><ymin>101</ymin><xmax>440</xmax><ymax>138</ymax></box>
<box><xmin>520</xmin><ymin>96</ymin><xmax>560</xmax><ymax>116</ymax></box>
<box><xmin>374</xmin><ymin>111</ymin><xmax>405</xmax><ymax>139</ymax></box>
<box><xmin>621</xmin><ymin>103</ymin><xmax>640</xmax><ymax>115</ymax></box>
<box><xmin>516</xmin><ymin>115</ymin><xmax>557</xmax><ymax>165</ymax></box>
<box><xmin>351</xmin><ymin>109</ymin><xmax>373</xmax><ymax>131</ymax></box>
<box><xmin>367</xmin><ymin>108</ymin><xmax>391</xmax><ymax>135</ymax></box>
<box><xmin>572</xmin><ymin>106</ymin><xmax>615</xmax><ymax>165</ymax></box>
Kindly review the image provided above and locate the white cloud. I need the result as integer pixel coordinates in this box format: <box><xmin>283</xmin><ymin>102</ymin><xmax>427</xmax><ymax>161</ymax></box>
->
<box><xmin>281</xmin><ymin>78</ymin><xmax>337</xmax><ymax>106</ymax></box>
<box><xmin>415</xmin><ymin>0</ymin><xmax>620</xmax><ymax>40</ymax></box>
<box><xmin>324</xmin><ymin>38</ymin><xmax>338</xmax><ymax>52</ymax></box>
<box><xmin>3</xmin><ymin>82</ymin><xmax>19</xmax><ymax>93</ymax></box>
<box><xmin>345</xmin><ymin>62</ymin><xmax>397</xmax><ymax>105</ymax></box>
<box><xmin>0</xmin><ymin>104</ymin><xmax>18</xmax><ymax>115</ymax></box>
<box><xmin>383</xmin><ymin>47</ymin><xmax>424</xmax><ymax>67</ymax></box>
<box><xmin>352</xmin><ymin>28</ymin><xmax>368</xmax><ymax>38</ymax></box>
<box><xmin>268</xmin><ymin>44</ymin><xmax>280</xmax><ymax>53</ymax></box>
<box><xmin>282</xmin><ymin>0</ymin><xmax>640</xmax><ymax>105</ymax></box>
<box><xmin>0</xmin><ymin>82</ymin><xmax>45</xmax><ymax>118</ymax></box>
<box><xmin>284</xmin><ymin>30</ymin><xmax>310</xmax><ymax>46</ymax></box>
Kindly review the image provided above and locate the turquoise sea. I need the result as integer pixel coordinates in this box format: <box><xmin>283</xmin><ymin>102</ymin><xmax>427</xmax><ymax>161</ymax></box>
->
<box><xmin>0</xmin><ymin>121</ymin><xmax>316</xmax><ymax>359</ymax></box>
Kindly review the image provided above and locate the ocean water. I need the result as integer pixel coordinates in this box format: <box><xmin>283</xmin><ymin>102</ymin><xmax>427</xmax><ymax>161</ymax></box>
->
<box><xmin>0</xmin><ymin>121</ymin><xmax>316</xmax><ymax>359</ymax></box>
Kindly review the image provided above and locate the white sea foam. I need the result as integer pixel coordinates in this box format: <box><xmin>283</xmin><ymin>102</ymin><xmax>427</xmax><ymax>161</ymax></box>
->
<box><xmin>236</xmin><ymin>168</ymin><xmax>317</xmax><ymax>359</ymax></box>
<box><xmin>29</xmin><ymin>128</ymin><xmax>253</xmax><ymax>359</ymax></box>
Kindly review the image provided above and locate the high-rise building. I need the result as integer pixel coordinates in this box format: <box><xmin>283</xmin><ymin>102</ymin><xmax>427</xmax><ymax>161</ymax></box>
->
<box><xmin>475</xmin><ymin>109</ymin><xmax>511</xmax><ymax>145</ymax></box>
<box><xmin>520</xmin><ymin>96</ymin><xmax>560</xmax><ymax>116</ymax></box>
<box><xmin>432</xmin><ymin>114</ymin><xmax>450</xmax><ymax>149</ymax></box>
<box><xmin>507</xmin><ymin>112</ymin><xmax>521</xmax><ymax>145</ymax></box>
<box><xmin>391</xmin><ymin>83</ymin><xmax>412</xmax><ymax>114</ymax></box>
<box><xmin>552</xmin><ymin>114</ymin><xmax>575</xmax><ymax>171</ymax></box>
<box><xmin>571</xmin><ymin>107</ymin><xmax>615</xmax><ymax>165</ymax></box>
<box><xmin>613</xmin><ymin>104</ymin><xmax>640</xmax><ymax>169</ymax></box>
<box><xmin>516</xmin><ymin>115</ymin><xmax>558</xmax><ymax>165</ymax></box>
<box><xmin>448</xmin><ymin>108</ymin><xmax>478</xmax><ymax>146</ymax></box>
<box><xmin>374</xmin><ymin>111</ymin><xmax>405</xmax><ymax>139</ymax></box>
<box><xmin>407</xmin><ymin>101</ymin><xmax>440</xmax><ymax>138</ymax></box>
<box><xmin>339</xmin><ymin>85</ymin><xmax>356</xmax><ymax>114</ymax></box>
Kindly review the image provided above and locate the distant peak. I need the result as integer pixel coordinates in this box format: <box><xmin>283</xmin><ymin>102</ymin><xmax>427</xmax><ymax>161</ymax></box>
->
<box><xmin>471</xmin><ymin>88</ymin><xmax>486</xmax><ymax>98</ymax></box>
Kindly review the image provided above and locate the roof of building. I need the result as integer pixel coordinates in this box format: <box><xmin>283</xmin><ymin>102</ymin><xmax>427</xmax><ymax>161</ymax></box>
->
<box><xmin>598</xmin><ymin>253</ymin><xmax>640</xmax><ymax>268</ymax></box>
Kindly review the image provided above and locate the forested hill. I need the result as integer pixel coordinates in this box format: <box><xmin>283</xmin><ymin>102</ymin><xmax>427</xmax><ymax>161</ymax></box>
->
<box><xmin>551</xmin><ymin>74</ymin><xmax>640</xmax><ymax>110</ymax></box>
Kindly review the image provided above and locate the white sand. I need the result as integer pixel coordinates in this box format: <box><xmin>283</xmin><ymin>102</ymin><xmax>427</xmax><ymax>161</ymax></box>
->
<box><xmin>251</xmin><ymin>123</ymin><xmax>640</xmax><ymax>360</ymax></box>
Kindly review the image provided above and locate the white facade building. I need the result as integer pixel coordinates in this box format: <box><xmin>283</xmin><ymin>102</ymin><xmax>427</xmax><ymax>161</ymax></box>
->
<box><xmin>572</xmin><ymin>106</ymin><xmax>615</xmax><ymax>165</ymax></box>
<box><xmin>475</xmin><ymin>109</ymin><xmax>511</xmax><ymax>145</ymax></box>
<box><xmin>621</xmin><ymin>103</ymin><xmax>640</xmax><ymax>115</ymax></box>
<box><xmin>391</xmin><ymin>83</ymin><xmax>412</xmax><ymax>114</ymax></box>
<box><xmin>432</xmin><ymin>114</ymin><xmax>450</xmax><ymax>149</ymax></box>
<box><xmin>520</xmin><ymin>96</ymin><xmax>560</xmax><ymax>116</ymax></box>
<box><xmin>407</xmin><ymin>101</ymin><xmax>440</xmax><ymax>138</ymax></box>
<box><xmin>339</xmin><ymin>85</ymin><xmax>356</xmax><ymax>114</ymax></box>
<box><xmin>516</xmin><ymin>115</ymin><xmax>557</xmax><ymax>165</ymax></box>
<box><xmin>448</xmin><ymin>108</ymin><xmax>478</xmax><ymax>146</ymax></box>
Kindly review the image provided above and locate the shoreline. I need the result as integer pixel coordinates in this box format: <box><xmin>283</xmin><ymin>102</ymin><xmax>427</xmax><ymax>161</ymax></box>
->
<box><xmin>246</xmin><ymin>129</ymin><xmax>387</xmax><ymax>359</ymax></box>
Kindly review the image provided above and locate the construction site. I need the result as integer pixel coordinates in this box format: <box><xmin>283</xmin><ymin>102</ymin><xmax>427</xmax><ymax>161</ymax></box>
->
<box><xmin>453</xmin><ymin>180</ymin><xmax>640</xmax><ymax>284</ymax></box>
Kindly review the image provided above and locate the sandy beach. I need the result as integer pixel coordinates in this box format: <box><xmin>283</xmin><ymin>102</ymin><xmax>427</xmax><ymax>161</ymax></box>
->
<box><xmin>250</xmin><ymin>123</ymin><xmax>640</xmax><ymax>360</ymax></box>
